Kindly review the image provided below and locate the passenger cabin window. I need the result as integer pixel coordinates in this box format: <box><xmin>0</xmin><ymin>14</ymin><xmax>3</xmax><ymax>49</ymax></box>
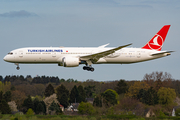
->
<box><xmin>8</xmin><ymin>52</ymin><xmax>13</xmax><ymax>55</ymax></box>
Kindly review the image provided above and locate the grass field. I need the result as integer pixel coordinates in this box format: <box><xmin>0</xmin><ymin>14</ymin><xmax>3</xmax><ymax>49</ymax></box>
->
<box><xmin>0</xmin><ymin>114</ymin><xmax>141</xmax><ymax>120</ymax></box>
<box><xmin>1</xmin><ymin>114</ymin><xmax>180</xmax><ymax>120</ymax></box>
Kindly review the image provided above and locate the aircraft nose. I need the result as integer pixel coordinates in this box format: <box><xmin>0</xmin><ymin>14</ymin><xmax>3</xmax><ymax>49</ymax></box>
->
<box><xmin>3</xmin><ymin>55</ymin><xmax>15</xmax><ymax>63</ymax></box>
<box><xmin>3</xmin><ymin>55</ymin><xmax>8</xmax><ymax>61</ymax></box>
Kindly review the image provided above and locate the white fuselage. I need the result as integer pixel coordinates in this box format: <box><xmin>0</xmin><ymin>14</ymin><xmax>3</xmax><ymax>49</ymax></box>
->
<box><xmin>3</xmin><ymin>47</ymin><xmax>168</xmax><ymax>65</ymax></box>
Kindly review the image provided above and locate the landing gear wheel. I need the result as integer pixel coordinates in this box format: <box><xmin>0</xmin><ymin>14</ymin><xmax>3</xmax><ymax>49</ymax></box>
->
<box><xmin>83</xmin><ymin>66</ymin><xmax>87</xmax><ymax>70</ymax></box>
<box><xmin>87</xmin><ymin>67</ymin><xmax>91</xmax><ymax>71</ymax></box>
<box><xmin>16</xmin><ymin>67</ymin><xmax>20</xmax><ymax>70</ymax></box>
<box><xmin>83</xmin><ymin>66</ymin><xmax>95</xmax><ymax>72</ymax></box>
<box><xmin>90</xmin><ymin>68</ymin><xmax>94</xmax><ymax>72</ymax></box>
<box><xmin>15</xmin><ymin>63</ymin><xmax>20</xmax><ymax>70</ymax></box>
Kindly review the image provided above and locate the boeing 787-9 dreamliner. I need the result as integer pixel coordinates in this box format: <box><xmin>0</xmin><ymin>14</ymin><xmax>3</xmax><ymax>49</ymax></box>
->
<box><xmin>3</xmin><ymin>25</ymin><xmax>173</xmax><ymax>72</ymax></box>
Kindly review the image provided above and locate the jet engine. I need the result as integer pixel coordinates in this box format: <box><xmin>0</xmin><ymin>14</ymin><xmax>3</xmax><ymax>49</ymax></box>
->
<box><xmin>62</xmin><ymin>57</ymin><xmax>80</xmax><ymax>67</ymax></box>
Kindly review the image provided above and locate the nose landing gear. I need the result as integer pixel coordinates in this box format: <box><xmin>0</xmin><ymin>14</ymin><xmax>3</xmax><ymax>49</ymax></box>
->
<box><xmin>15</xmin><ymin>63</ymin><xmax>20</xmax><ymax>70</ymax></box>
<box><xmin>17</xmin><ymin>67</ymin><xmax>20</xmax><ymax>70</ymax></box>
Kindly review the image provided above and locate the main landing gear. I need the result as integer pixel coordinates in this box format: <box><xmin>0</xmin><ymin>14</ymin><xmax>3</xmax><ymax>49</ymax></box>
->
<box><xmin>83</xmin><ymin>66</ymin><xmax>94</xmax><ymax>72</ymax></box>
<box><xmin>82</xmin><ymin>60</ymin><xmax>95</xmax><ymax>72</ymax></box>
<box><xmin>15</xmin><ymin>63</ymin><xmax>20</xmax><ymax>70</ymax></box>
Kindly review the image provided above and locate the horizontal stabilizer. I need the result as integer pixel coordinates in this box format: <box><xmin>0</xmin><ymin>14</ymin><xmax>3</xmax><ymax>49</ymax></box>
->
<box><xmin>150</xmin><ymin>51</ymin><xmax>174</xmax><ymax>56</ymax></box>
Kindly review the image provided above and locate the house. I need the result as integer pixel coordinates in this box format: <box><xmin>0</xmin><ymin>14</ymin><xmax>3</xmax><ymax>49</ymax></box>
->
<box><xmin>144</xmin><ymin>108</ymin><xmax>156</xmax><ymax>117</ymax></box>
<box><xmin>172</xmin><ymin>106</ymin><xmax>180</xmax><ymax>116</ymax></box>
<box><xmin>59</xmin><ymin>104</ymin><xmax>64</xmax><ymax>111</ymax></box>
<box><xmin>67</xmin><ymin>103</ymin><xmax>79</xmax><ymax>112</ymax></box>
<box><xmin>65</xmin><ymin>104</ymin><xmax>80</xmax><ymax>115</ymax></box>
<box><xmin>67</xmin><ymin>105</ymin><xmax>73</xmax><ymax>111</ymax></box>
<box><xmin>72</xmin><ymin>103</ymin><xmax>79</xmax><ymax>111</ymax></box>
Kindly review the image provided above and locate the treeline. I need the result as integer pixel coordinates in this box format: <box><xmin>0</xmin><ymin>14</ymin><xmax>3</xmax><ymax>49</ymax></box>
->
<box><xmin>1</xmin><ymin>75</ymin><xmax>78</xmax><ymax>85</ymax></box>
<box><xmin>0</xmin><ymin>75</ymin><xmax>119</xmax><ymax>97</ymax></box>
<box><xmin>1</xmin><ymin>73</ymin><xmax>180</xmax><ymax>97</ymax></box>
<box><xmin>1</xmin><ymin>71</ymin><xmax>180</xmax><ymax>117</ymax></box>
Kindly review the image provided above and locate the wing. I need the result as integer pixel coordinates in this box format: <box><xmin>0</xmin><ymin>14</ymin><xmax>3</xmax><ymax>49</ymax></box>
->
<box><xmin>80</xmin><ymin>43</ymin><xmax>132</xmax><ymax>63</ymax></box>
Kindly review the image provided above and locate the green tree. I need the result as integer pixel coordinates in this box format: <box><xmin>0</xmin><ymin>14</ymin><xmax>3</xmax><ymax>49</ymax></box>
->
<box><xmin>78</xmin><ymin>85</ymin><xmax>86</xmax><ymax>102</ymax></box>
<box><xmin>0</xmin><ymin>76</ymin><xmax>3</xmax><ymax>81</ymax></box>
<box><xmin>44</xmin><ymin>84</ymin><xmax>55</xmax><ymax>97</ymax></box>
<box><xmin>49</xmin><ymin>101</ymin><xmax>62</xmax><ymax>114</ymax></box>
<box><xmin>66</xmin><ymin>78</ymin><xmax>75</xmax><ymax>83</ymax></box>
<box><xmin>59</xmin><ymin>93</ymin><xmax>69</xmax><ymax>108</ymax></box>
<box><xmin>0</xmin><ymin>99</ymin><xmax>11</xmax><ymax>114</ymax></box>
<box><xmin>23</xmin><ymin>95</ymin><xmax>34</xmax><ymax>111</ymax></box>
<box><xmin>115</xmin><ymin>79</ymin><xmax>128</xmax><ymax>94</ymax></box>
<box><xmin>78</xmin><ymin>102</ymin><xmax>95</xmax><ymax>115</ymax></box>
<box><xmin>93</xmin><ymin>95</ymin><xmax>102</xmax><ymax>107</ymax></box>
<box><xmin>84</xmin><ymin>85</ymin><xmax>95</xmax><ymax>98</ymax></box>
<box><xmin>0</xmin><ymin>91</ymin><xmax>3</xmax><ymax>103</ymax></box>
<box><xmin>39</xmin><ymin>101</ymin><xmax>46</xmax><ymax>114</ymax></box>
<box><xmin>137</xmin><ymin>87</ymin><xmax>158</xmax><ymax>105</ymax></box>
<box><xmin>146</xmin><ymin>87</ymin><xmax>158</xmax><ymax>105</ymax></box>
<box><xmin>33</xmin><ymin>98</ymin><xmax>40</xmax><ymax>114</ymax></box>
<box><xmin>3</xmin><ymin>91</ymin><xmax>11</xmax><ymax>102</ymax></box>
<box><xmin>175</xmin><ymin>108</ymin><xmax>180</xmax><ymax>116</ymax></box>
<box><xmin>32</xmin><ymin>98</ymin><xmax>46</xmax><ymax>114</ymax></box>
<box><xmin>137</xmin><ymin>89</ymin><xmax>147</xmax><ymax>103</ymax></box>
<box><xmin>102</xmin><ymin>89</ymin><xmax>118</xmax><ymax>106</ymax></box>
<box><xmin>158</xmin><ymin>87</ymin><xmax>176</xmax><ymax>105</ymax></box>
<box><xmin>36</xmin><ymin>102</ymin><xmax>44</xmax><ymax>114</ymax></box>
<box><xmin>0</xmin><ymin>81</ymin><xmax>11</xmax><ymax>93</ymax></box>
<box><xmin>0</xmin><ymin>82</ymin><xmax>3</xmax><ymax>92</ymax></box>
<box><xmin>69</xmin><ymin>85</ymin><xmax>80</xmax><ymax>103</ymax></box>
<box><xmin>10</xmin><ymin>85</ymin><xmax>16</xmax><ymax>91</ymax></box>
<box><xmin>56</xmin><ymin>84</ymin><xmax>69</xmax><ymax>108</ymax></box>
<box><xmin>60</xmin><ymin>79</ymin><xmax>65</xmax><ymax>82</ymax></box>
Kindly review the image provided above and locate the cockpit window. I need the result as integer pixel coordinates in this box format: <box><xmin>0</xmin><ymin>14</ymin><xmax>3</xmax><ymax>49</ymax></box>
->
<box><xmin>8</xmin><ymin>52</ymin><xmax>13</xmax><ymax>55</ymax></box>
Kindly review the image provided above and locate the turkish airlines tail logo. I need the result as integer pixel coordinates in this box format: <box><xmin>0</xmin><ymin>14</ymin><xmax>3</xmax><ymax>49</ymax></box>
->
<box><xmin>142</xmin><ymin>25</ymin><xmax>170</xmax><ymax>51</ymax></box>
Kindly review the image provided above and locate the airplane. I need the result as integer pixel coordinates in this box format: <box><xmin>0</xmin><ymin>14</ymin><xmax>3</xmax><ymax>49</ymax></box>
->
<box><xmin>3</xmin><ymin>25</ymin><xmax>173</xmax><ymax>72</ymax></box>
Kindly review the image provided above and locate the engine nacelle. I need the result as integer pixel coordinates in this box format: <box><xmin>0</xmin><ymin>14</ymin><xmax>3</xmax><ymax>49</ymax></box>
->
<box><xmin>62</xmin><ymin>57</ymin><xmax>80</xmax><ymax>67</ymax></box>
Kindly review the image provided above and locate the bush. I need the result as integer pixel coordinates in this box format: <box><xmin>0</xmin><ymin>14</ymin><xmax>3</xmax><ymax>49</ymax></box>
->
<box><xmin>26</xmin><ymin>108</ymin><xmax>34</xmax><ymax>115</ymax></box>
<box><xmin>159</xmin><ymin>110</ymin><xmax>166</xmax><ymax>117</ymax></box>
<box><xmin>78</xmin><ymin>102</ymin><xmax>95</xmax><ymax>115</ymax></box>
<box><xmin>175</xmin><ymin>108</ymin><xmax>180</xmax><ymax>116</ymax></box>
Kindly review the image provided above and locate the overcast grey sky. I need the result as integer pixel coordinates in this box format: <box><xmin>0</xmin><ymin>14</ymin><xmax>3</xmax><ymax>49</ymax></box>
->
<box><xmin>0</xmin><ymin>0</ymin><xmax>180</xmax><ymax>81</ymax></box>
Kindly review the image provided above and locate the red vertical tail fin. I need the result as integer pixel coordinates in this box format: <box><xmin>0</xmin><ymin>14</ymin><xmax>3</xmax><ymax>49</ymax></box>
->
<box><xmin>142</xmin><ymin>25</ymin><xmax>170</xmax><ymax>51</ymax></box>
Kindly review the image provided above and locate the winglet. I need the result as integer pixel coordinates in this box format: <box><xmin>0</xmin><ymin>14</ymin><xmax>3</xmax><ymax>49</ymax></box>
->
<box><xmin>142</xmin><ymin>25</ymin><xmax>171</xmax><ymax>51</ymax></box>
